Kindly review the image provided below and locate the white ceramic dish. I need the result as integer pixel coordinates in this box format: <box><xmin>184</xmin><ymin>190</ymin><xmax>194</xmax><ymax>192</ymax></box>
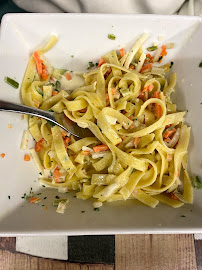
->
<box><xmin>0</xmin><ymin>13</ymin><xmax>202</xmax><ymax>235</ymax></box>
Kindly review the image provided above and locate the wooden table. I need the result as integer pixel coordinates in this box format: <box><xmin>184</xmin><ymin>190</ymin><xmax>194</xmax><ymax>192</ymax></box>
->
<box><xmin>0</xmin><ymin>235</ymin><xmax>202</xmax><ymax>270</ymax></box>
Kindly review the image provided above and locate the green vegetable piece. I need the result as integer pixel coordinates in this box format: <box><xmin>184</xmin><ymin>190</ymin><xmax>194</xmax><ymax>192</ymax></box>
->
<box><xmin>47</xmin><ymin>120</ymin><xmax>56</xmax><ymax>127</ymax></box>
<box><xmin>5</xmin><ymin>76</ymin><xmax>19</xmax><ymax>89</ymax></box>
<box><xmin>170</xmin><ymin>61</ymin><xmax>174</xmax><ymax>68</ymax></box>
<box><xmin>147</xmin><ymin>46</ymin><xmax>158</xmax><ymax>51</ymax></box>
<box><xmin>193</xmin><ymin>176</ymin><xmax>202</xmax><ymax>189</ymax></box>
<box><xmin>36</xmin><ymin>86</ymin><xmax>43</xmax><ymax>96</ymax></box>
<box><xmin>108</xmin><ymin>33</ymin><xmax>116</xmax><ymax>40</ymax></box>
<box><xmin>55</xmin><ymin>80</ymin><xmax>61</xmax><ymax>89</ymax></box>
<box><xmin>199</xmin><ymin>62</ymin><xmax>202</xmax><ymax>68</ymax></box>
<box><xmin>53</xmin><ymin>199</ymin><xmax>67</xmax><ymax>207</ymax></box>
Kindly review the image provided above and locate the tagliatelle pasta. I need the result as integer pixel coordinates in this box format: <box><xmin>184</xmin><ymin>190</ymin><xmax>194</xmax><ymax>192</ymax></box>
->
<box><xmin>20</xmin><ymin>34</ymin><xmax>193</xmax><ymax>208</ymax></box>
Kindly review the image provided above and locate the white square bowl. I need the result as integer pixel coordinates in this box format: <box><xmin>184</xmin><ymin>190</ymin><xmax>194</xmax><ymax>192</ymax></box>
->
<box><xmin>0</xmin><ymin>13</ymin><xmax>202</xmax><ymax>235</ymax></box>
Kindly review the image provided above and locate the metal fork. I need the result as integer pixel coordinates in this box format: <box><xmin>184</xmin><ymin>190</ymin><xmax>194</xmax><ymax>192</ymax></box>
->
<box><xmin>0</xmin><ymin>100</ymin><xmax>93</xmax><ymax>138</ymax></box>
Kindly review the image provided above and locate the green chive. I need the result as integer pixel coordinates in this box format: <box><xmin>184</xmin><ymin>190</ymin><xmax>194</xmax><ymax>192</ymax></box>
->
<box><xmin>180</xmin><ymin>215</ymin><xmax>186</xmax><ymax>217</ymax></box>
<box><xmin>48</xmin><ymin>109</ymin><xmax>54</xmax><ymax>112</ymax></box>
<box><xmin>94</xmin><ymin>208</ymin><xmax>100</xmax><ymax>211</ymax></box>
<box><xmin>55</xmin><ymin>195</ymin><xmax>60</xmax><ymax>199</ymax></box>
<box><xmin>81</xmin><ymin>210</ymin><xmax>85</xmax><ymax>213</ymax></box>
<box><xmin>5</xmin><ymin>76</ymin><xmax>19</xmax><ymax>89</ymax></box>
<box><xmin>147</xmin><ymin>46</ymin><xmax>158</xmax><ymax>51</ymax></box>
<box><xmin>36</xmin><ymin>86</ymin><xmax>43</xmax><ymax>96</ymax></box>
<box><xmin>108</xmin><ymin>33</ymin><xmax>116</xmax><ymax>40</ymax></box>
<box><xmin>170</xmin><ymin>61</ymin><xmax>174</xmax><ymax>68</ymax></box>
<box><xmin>8</xmin><ymin>196</ymin><xmax>10</xmax><ymax>199</ymax></box>
<box><xmin>199</xmin><ymin>62</ymin><xmax>202</xmax><ymax>68</ymax></box>
<box><xmin>71</xmin><ymin>55</ymin><xmax>74</xmax><ymax>58</ymax></box>
<box><xmin>44</xmin><ymin>197</ymin><xmax>47</xmax><ymax>200</ymax></box>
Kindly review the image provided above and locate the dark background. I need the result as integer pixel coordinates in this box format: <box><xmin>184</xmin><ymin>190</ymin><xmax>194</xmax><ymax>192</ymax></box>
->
<box><xmin>0</xmin><ymin>0</ymin><xmax>26</xmax><ymax>21</ymax></box>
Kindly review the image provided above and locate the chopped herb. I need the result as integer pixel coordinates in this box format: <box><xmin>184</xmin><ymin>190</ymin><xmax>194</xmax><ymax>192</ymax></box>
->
<box><xmin>190</xmin><ymin>209</ymin><xmax>193</xmax><ymax>212</ymax></box>
<box><xmin>95</xmin><ymin>63</ymin><xmax>98</xmax><ymax>66</ymax></box>
<box><xmin>42</xmin><ymin>205</ymin><xmax>45</xmax><ymax>206</ymax></box>
<box><xmin>55</xmin><ymin>80</ymin><xmax>61</xmax><ymax>89</ymax></box>
<box><xmin>199</xmin><ymin>61</ymin><xmax>202</xmax><ymax>68</ymax></box>
<box><xmin>50</xmin><ymin>171</ymin><xmax>53</xmax><ymax>176</ymax></box>
<box><xmin>147</xmin><ymin>46</ymin><xmax>158</xmax><ymax>51</ymax></box>
<box><xmin>87</xmin><ymin>61</ymin><xmax>95</xmax><ymax>69</ymax></box>
<box><xmin>67</xmin><ymin>168</ymin><xmax>70</xmax><ymax>170</ymax></box>
<box><xmin>53</xmin><ymin>198</ymin><xmax>67</xmax><ymax>206</ymax></box>
<box><xmin>42</xmin><ymin>185</ymin><xmax>45</xmax><ymax>188</ymax></box>
<box><xmin>71</xmin><ymin>55</ymin><xmax>74</xmax><ymax>58</ymax></box>
<box><xmin>8</xmin><ymin>196</ymin><xmax>10</xmax><ymax>199</ymax></box>
<box><xmin>108</xmin><ymin>33</ymin><xmax>116</xmax><ymax>40</ymax></box>
<box><xmin>170</xmin><ymin>61</ymin><xmax>174</xmax><ymax>68</ymax></box>
<box><xmin>73</xmin><ymin>195</ymin><xmax>76</xmax><ymax>198</ymax></box>
<box><xmin>64</xmin><ymin>157</ymin><xmax>69</xmax><ymax>161</ymax></box>
<box><xmin>47</xmin><ymin>120</ymin><xmax>55</xmax><ymax>127</ymax></box>
<box><xmin>94</xmin><ymin>208</ymin><xmax>100</xmax><ymax>211</ymax></box>
<box><xmin>5</xmin><ymin>76</ymin><xmax>19</xmax><ymax>89</ymax></box>
<box><xmin>44</xmin><ymin>197</ymin><xmax>47</xmax><ymax>200</ymax></box>
<box><xmin>37</xmin><ymin>193</ymin><xmax>42</xmax><ymax>195</ymax></box>
<box><xmin>158</xmin><ymin>56</ymin><xmax>163</xmax><ymax>62</ymax></box>
<box><xmin>21</xmin><ymin>196</ymin><xmax>24</xmax><ymax>199</ymax></box>
<box><xmin>39</xmin><ymin>172</ymin><xmax>42</xmax><ymax>175</ymax></box>
<box><xmin>180</xmin><ymin>215</ymin><xmax>186</xmax><ymax>217</ymax></box>
<box><xmin>131</xmin><ymin>168</ymin><xmax>135</xmax><ymax>175</ymax></box>
<box><xmin>55</xmin><ymin>195</ymin><xmax>60</xmax><ymax>199</ymax></box>
<box><xmin>81</xmin><ymin>210</ymin><xmax>85</xmax><ymax>213</ymax></box>
<box><xmin>193</xmin><ymin>175</ymin><xmax>202</xmax><ymax>189</ymax></box>
<box><xmin>36</xmin><ymin>86</ymin><xmax>43</xmax><ymax>96</ymax></box>
<box><xmin>48</xmin><ymin>109</ymin><xmax>54</xmax><ymax>112</ymax></box>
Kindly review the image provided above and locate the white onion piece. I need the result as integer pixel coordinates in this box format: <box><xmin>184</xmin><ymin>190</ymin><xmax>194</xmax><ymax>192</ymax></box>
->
<box><xmin>92</xmin><ymin>151</ymin><xmax>110</xmax><ymax>159</ymax></box>
<box><xmin>82</xmin><ymin>146</ymin><xmax>93</xmax><ymax>153</ymax></box>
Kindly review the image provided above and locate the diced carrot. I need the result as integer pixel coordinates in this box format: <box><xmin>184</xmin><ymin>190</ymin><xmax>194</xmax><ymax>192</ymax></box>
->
<box><xmin>1</xmin><ymin>153</ymin><xmax>5</xmax><ymax>158</ymax></box>
<box><xmin>65</xmin><ymin>73</ymin><xmax>72</xmax><ymax>80</ymax></box>
<box><xmin>142</xmin><ymin>84</ymin><xmax>154</xmax><ymax>93</ymax></box>
<box><xmin>164</xmin><ymin>137</ymin><xmax>171</xmax><ymax>143</ymax></box>
<box><xmin>138</xmin><ymin>92</ymin><xmax>145</xmax><ymax>99</ymax></box>
<box><xmin>176</xmin><ymin>170</ymin><xmax>180</xmax><ymax>177</ymax></box>
<box><xmin>155</xmin><ymin>104</ymin><xmax>162</xmax><ymax>118</ymax></box>
<box><xmin>45</xmin><ymin>206</ymin><xmax>48</xmax><ymax>210</ymax></box>
<box><xmin>53</xmin><ymin>168</ymin><xmax>62</xmax><ymax>178</ymax></box>
<box><xmin>152</xmin><ymin>91</ymin><xmax>160</xmax><ymax>99</ymax></box>
<box><xmin>97</xmin><ymin>58</ymin><xmax>106</xmax><ymax>67</ymax></box>
<box><xmin>8</xmin><ymin>124</ymin><xmax>12</xmax><ymax>129</ymax></box>
<box><xmin>169</xmin><ymin>192</ymin><xmax>179</xmax><ymax>201</ymax></box>
<box><xmin>93</xmin><ymin>144</ymin><xmax>109</xmax><ymax>153</ymax></box>
<box><xmin>146</xmin><ymin>54</ymin><xmax>154</xmax><ymax>63</ymax></box>
<box><xmin>41</xmin><ymin>63</ymin><xmax>48</xmax><ymax>80</ymax></box>
<box><xmin>29</xmin><ymin>197</ymin><xmax>40</xmax><ymax>203</ymax></box>
<box><xmin>148</xmin><ymin>84</ymin><xmax>154</xmax><ymax>92</ymax></box>
<box><xmin>120</xmin><ymin>48</ymin><xmax>125</xmax><ymax>57</ymax></box>
<box><xmin>104</xmin><ymin>68</ymin><xmax>111</xmax><ymax>78</ymax></box>
<box><xmin>82</xmin><ymin>150</ymin><xmax>90</xmax><ymax>156</ymax></box>
<box><xmin>35</xmin><ymin>138</ymin><xmax>44</xmax><ymax>152</ymax></box>
<box><xmin>140</xmin><ymin>63</ymin><xmax>153</xmax><ymax>73</ymax></box>
<box><xmin>61</xmin><ymin>132</ymin><xmax>67</xmax><ymax>137</ymax></box>
<box><xmin>148</xmin><ymin>164</ymin><xmax>153</xmax><ymax>169</ymax></box>
<box><xmin>129</xmin><ymin>64</ymin><xmax>135</xmax><ymax>69</ymax></box>
<box><xmin>52</xmin><ymin>90</ymin><xmax>59</xmax><ymax>96</ymax></box>
<box><xmin>161</xmin><ymin>45</ymin><xmax>167</xmax><ymax>56</ymax></box>
<box><xmin>121</xmin><ymin>136</ymin><xmax>126</xmax><ymax>141</ymax></box>
<box><xmin>33</xmin><ymin>99</ymin><xmax>40</xmax><ymax>108</ymax></box>
<box><xmin>165</xmin><ymin>124</ymin><xmax>172</xmax><ymax>129</ymax></box>
<box><xmin>133</xmin><ymin>137</ymin><xmax>140</xmax><ymax>148</ymax></box>
<box><xmin>164</xmin><ymin>128</ymin><xmax>176</xmax><ymax>139</ymax></box>
<box><xmin>33</xmin><ymin>51</ymin><xmax>42</xmax><ymax>74</ymax></box>
<box><xmin>111</xmin><ymin>88</ymin><xmax>116</xmax><ymax>94</ymax></box>
<box><xmin>24</xmin><ymin>154</ymin><xmax>30</xmax><ymax>161</ymax></box>
<box><xmin>105</xmin><ymin>93</ymin><xmax>109</xmax><ymax>100</ymax></box>
<box><xmin>63</xmin><ymin>137</ymin><xmax>71</xmax><ymax>145</ymax></box>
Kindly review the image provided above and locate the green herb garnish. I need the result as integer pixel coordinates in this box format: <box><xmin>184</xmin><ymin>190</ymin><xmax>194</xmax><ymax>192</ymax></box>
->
<box><xmin>37</xmin><ymin>193</ymin><xmax>42</xmax><ymax>195</ymax></box>
<box><xmin>53</xmin><ymin>199</ymin><xmax>67</xmax><ymax>207</ymax></box>
<box><xmin>131</xmin><ymin>168</ymin><xmax>135</xmax><ymax>175</ymax></box>
<box><xmin>81</xmin><ymin>210</ymin><xmax>85</xmax><ymax>213</ymax></box>
<box><xmin>180</xmin><ymin>215</ymin><xmax>186</xmax><ymax>217</ymax></box>
<box><xmin>55</xmin><ymin>195</ymin><xmax>60</xmax><ymax>199</ymax></box>
<box><xmin>147</xmin><ymin>46</ymin><xmax>158</xmax><ymax>51</ymax></box>
<box><xmin>48</xmin><ymin>109</ymin><xmax>54</xmax><ymax>112</ymax></box>
<box><xmin>108</xmin><ymin>33</ymin><xmax>116</xmax><ymax>40</ymax></box>
<box><xmin>71</xmin><ymin>55</ymin><xmax>74</xmax><ymax>58</ymax></box>
<box><xmin>36</xmin><ymin>86</ymin><xmax>43</xmax><ymax>96</ymax></box>
<box><xmin>193</xmin><ymin>176</ymin><xmax>202</xmax><ymax>189</ymax></box>
<box><xmin>199</xmin><ymin>62</ymin><xmax>202</xmax><ymax>67</ymax></box>
<box><xmin>94</xmin><ymin>208</ymin><xmax>100</xmax><ymax>211</ymax></box>
<box><xmin>42</xmin><ymin>185</ymin><xmax>45</xmax><ymax>188</ymax></box>
<box><xmin>158</xmin><ymin>56</ymin><xmax>163</xmax><ymax>62</ymax></box>
<box><xmin>55</xmin><ymin>80</ymin><xmax>61</xmax><ymax>89</ymax></box>
<box><xmin>170</xmin><ymin>61</ymin><xmax>174</xmax><ymax>68</ymax></box>
<box><xmin>5</xmin><ymin>76</ymin><xmax>19</xmax><ymax>89</ymax></box>
<box><xmin>8</xmin><ymin>196</ymin><xmax>10</xmax><ymax>199</ymax></box>
<box><xmin>44</xmin><ymin>197</ymin><xmax>47</xmax><ymax>200</ymax></box>
<box><xmin>87</xmin><ymin>62</ymin><xmax>95</xmax><ymax>69</ymax></box>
